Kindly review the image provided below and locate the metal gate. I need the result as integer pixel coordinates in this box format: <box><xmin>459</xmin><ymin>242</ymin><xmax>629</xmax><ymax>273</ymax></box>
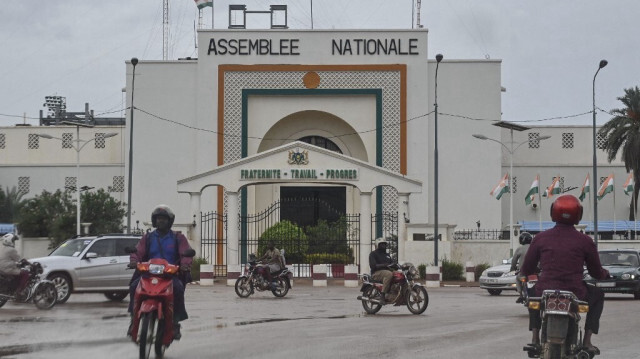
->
<box><xmin>371</xmin><ymin>212</ymin><xmax>399</xmax><ymax>261</ymax></box>
<box><xmin>240</xmin><ymin>198</ymin><xmax>360</xmax><ymax>278</ymax></box>
<box><xmin>200</xmin><ymin>211</ymin><xmax>227</xmax><ymax>277</ymax></box>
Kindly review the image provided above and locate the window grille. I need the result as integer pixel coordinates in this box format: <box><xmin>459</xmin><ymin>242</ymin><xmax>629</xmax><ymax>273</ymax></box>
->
<box><xmin>65</xmin><ymin>177</ymin><xmax>77</xmax><ymax>192</ymax></box>
<box><xmin>111</xmin><ymin>176</ymin><xmax>125</xmax><ymax>192</ymax></box>
<box><xmin>528</xmin><ymin>133</ymin><xmax>540</xmax><ymax>148</ymax></box>
<box><xmin>597</xmin><ymin>133</ymin><xmax>606</xmax><ymax>149</ymax></box>
<box><xmin>0</xmin><ymin>133</ymin><xmax>5</xmax><ymax>149</ymax></box>
<box><xmin>512</xmin><ymin>176</ymin><xmax>517</xmax><ymax>193</ymax></box>
<box><xmin>18</xmin><ymin>177</ymin><xmax>30</xmax><ymax>194</ymax></box>
<box><xmin>600</xmin><ymin>176</ymin><xmax>607</xmax><ymax>187</ymax></box>
<box><xmin>95</xmin><ymin>133</ymin><xmax>106</xmax><ymax>149</ymax></box>
<box><xmin>562</xmin><ymin>133</ymin><xmax>574</xmax><ymax>149</ymax></box>
<box><xmin>28</xmin><ymin>134</ymin><xmax>39</xmax><ymax>149</ymax></box>
<box><xmin>62</xmin><ymin>133</ymin><xmax>73</xmax><ymax>149</ymax></box>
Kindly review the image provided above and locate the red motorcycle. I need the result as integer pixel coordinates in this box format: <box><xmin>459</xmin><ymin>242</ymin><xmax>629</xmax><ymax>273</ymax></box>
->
<box><xmin>129</xmin><ymin>249</ymin><xmax>195</xmax><ymax>359</ymax></box>
<box><xmin>357</xmin><ymin>262</ymin><xmax>429</xmax><ymax>315</ymax></box>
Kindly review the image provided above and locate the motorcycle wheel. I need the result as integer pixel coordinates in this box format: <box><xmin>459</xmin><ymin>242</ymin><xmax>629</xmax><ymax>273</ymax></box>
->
<box><xmin>362</xmin><ymin>287</ymin><xmax>382</xmax><ymax>314</ymax></box>
<box><xmin>49</xmin><ymin>273</ymin><xmax>72</xmax><ymax>304</ymax></box>
<box><xmin>33</xmin><ymin>282</ymin><xmax>57</xmax><ymax>310</ymax></box>
<box><xmin>155</xmin><ymin>319</ymin><xmax>165</xmax><ymax>358</ymax></box>
<box><xmin>235</xmin><ymin>277</ymin><xmax>253</xmax><ymax>298</ymax></box>
<box><xmin>406</xmin><ymin>286</ymin><xmax>429</xmax><ymax>315</ymax></box>
<box><xmin>543</xmin><ymin>343</ymin><xmax>563</xmax><ymax>359</ymax></box>
<box><xmin>0</xmin><ymin>298</ymin><xmax>7</xmax><ymax>308</ymax></box>
<box><xmin>271</xmin><ymin>277</ymin><xmax>289</xmax><ymax>297</ymax></box>
<box><xmin>139</xmin><ymin>312</ymin><xmax>157</xmax><ymax>359</ymax></box>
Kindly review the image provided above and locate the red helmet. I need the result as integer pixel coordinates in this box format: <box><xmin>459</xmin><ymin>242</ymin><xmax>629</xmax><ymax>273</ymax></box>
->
<box><xmin>550</xmin><ymin>195</ymin><xmax>583</xmax><ymax>225</ymax></box>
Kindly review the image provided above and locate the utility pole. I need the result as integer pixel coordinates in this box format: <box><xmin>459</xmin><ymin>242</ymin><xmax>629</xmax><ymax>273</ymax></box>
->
<box><xmin>163</xmin><ymin>0</ymin><xmax>169</xmax><ymax>60</ymax></box>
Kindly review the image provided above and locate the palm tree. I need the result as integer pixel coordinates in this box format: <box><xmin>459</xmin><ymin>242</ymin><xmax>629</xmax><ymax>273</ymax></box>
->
<box><xmin>0</xmin><ymin>186</ymin><xmax>25</xmax><ymax>223</ymax></box>
<box><xmin>598</xmin><ymin>86</ymin><xmax>640</xmax><ymax>220</ymax></box>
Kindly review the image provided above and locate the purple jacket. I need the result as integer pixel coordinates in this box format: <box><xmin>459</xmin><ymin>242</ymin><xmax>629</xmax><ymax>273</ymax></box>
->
<box><xmin>130</xmin><ymin>230</ymin><xmax>193</xmax><ymax>268</ymax></box>
<box><xmin>520</xmin><ymin>223</ymin><xmax>608</xmax><ymax>300</ymax></box>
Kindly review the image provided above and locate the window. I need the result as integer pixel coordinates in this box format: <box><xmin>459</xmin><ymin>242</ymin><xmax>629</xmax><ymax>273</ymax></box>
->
<box><xmin>65</xmin><ymin>177</ymin><xmax>77</xmax><ymax>192</ymax></box>
<box><xmin>110</xmin><ymin>176</ymin><xmax>125</xmax><ymax>192</ymax></box>
<box><xmin>88</xmin><ymin>239</ymin><xmax>116</xmax><ymax>257</ymax></box>
<box><xmin>62</xmin><ymin>133</ymin><xmax>73</xmax><ymax>149</ymax></box>
<box><xmin>298</xmin><ymin>136</ymin><xmax>342</xmax><ymax>154</ymax></box>
<box><xmin>18</xmin><ymin>177</ymin><xmax>30</xmax><ymax>194</ymax></box>
<box><xmin>116</xmin><ymin>238</ymin><xmax>141</xmax><ymax>256</ymax></box>
<box><xmin>28</xmin><ymin>134</ymin><xmax>39</xmax><ymax>149</ymax></box>
<box><xmin>597</xmin><ymin>133</ymin><xmax>606</xmax><ymax>149</ymax></box>
<box><xmin>562</xmin><ymin>133</ymin><xmax>574</xmax><ymax>149</ymax></box>
<box><xmin>0</xmin><ymin>133</ymin><xmax>5</xmax><ymax>149</ymax></box>
<box><xmin>512</xmin><ymin>176</ymin><xmax>518</xmax><ymax>193</ymax></box>
<box><xmin>600</xmin><ymin>176</ymin><xmax>607</xmax><ymax>187</ymax></box>
<box><xmin>95</xmin><ymin>133</ymin><xmax>106</xmax><ymax>149</ymax></box>
<box><xmin>528</xmin><ymin>133</ymin><xmax>541</xmax><ymax>149</ymax></box>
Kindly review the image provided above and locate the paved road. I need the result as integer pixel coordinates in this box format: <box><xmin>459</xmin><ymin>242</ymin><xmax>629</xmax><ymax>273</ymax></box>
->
<box><xmin>0</xmin><ymin>282</ymin><xmax>638</xmax><ymax>359</ymax></box>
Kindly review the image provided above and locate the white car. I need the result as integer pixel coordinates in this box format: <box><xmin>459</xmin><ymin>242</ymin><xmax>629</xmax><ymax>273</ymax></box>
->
<box><xmin>30</xmin><ymin>234</ymin><xmax>141</xmax><ymax>303</ymax></box>
<box><xmin>478</xmin><ymin>258</ymin><xmax>518</xmax><ymax>296</ymax></box>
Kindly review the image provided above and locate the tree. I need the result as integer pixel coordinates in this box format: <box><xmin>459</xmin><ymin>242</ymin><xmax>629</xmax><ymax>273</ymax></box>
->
<box><xmin>599</xmin><ymin>86</ymin><xmax>640</xmax><ymax>220</ymax></box>
<box><xmin>16</xmin><ymin>189</ymin><xmax>126</xmax><ymax>249</ymax></box>
<box><xmin>0</xmin><ymin>186</ymin><xmax>26</xmax><ymax>223</ymax></box>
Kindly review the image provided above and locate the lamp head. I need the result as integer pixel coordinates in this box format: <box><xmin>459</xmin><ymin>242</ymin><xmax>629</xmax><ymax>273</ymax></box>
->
<box><xmin>37</xmin><ymin>133</ymin><xmax>53</xmax><ymax>139</ymax></box>
<box><xmin>598</xmin><ymin>59</ymin><xmax>608</xmax><ymax>69</ymax></box>
<box><xmin>472</xmin><ymin>134</ymin><xmax>488</xmax><ymax>140</ymax></box>
<box><xmin>131</xmin><ymin>57</ymin><xmax>139</xmax><ymax>66</ymax></box>
<box><xmin>436</xmin><ymin>54</ymin><xmax>443</xmax><ymax>63</ymax></box>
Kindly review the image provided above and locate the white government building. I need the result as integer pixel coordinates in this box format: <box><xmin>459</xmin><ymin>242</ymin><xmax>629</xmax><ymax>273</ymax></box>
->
<box><xmin>1</xmin><ymin>26</ymin><xmax>634</xmax><ymax>273</ymax></box>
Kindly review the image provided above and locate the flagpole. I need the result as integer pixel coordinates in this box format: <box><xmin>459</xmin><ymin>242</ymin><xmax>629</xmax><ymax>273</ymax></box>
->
<box><xmin>538</xmin><ymin>174</ymin><xmax>542</xmax><ymax>232</ymax></box>
<box><xmin>212</xmin><ymin>2</ymin><xmax>214</xmax><ymax>29</ymax></box>
<box><xmin>613</xmin><ymin>174</ymin><xmax>617</xmax><ymax>235</ymax></box>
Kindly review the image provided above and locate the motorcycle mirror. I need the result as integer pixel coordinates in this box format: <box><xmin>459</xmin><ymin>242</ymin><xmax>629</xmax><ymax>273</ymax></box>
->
<box><xmin>182</xmin><ymin>248</ymin><xmax>196</xmax><ymax>258</ymax></box>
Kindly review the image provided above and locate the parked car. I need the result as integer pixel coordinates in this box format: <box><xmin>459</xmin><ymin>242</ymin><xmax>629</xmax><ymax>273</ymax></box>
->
<box><xmin>479</xmin><ymin>258</ymin><xmax>517</xmax><ymax>295</ymax></box>
<box><xmin>29</xmin><ymin>234</ymin><xmax>142</xmax><ymax>303</ymax></box>
<box><xmin>585</xmin><ymin>249</ymin><xmax>640</xmax><ymax>299</ymax></box>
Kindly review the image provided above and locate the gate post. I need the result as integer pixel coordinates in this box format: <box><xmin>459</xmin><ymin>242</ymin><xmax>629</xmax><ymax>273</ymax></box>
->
<box><xmin>398</xmin><ymin>193</ymin><xmax>409</xmax><ymax>263</ymax></box>
<box><xmin>226</xmin><ymin>191</ymin><xmax>241</xmax><ymax>285</ymax></box>
<box><xmin>189</xmin><ymin>192</ymin><xmax>202</xmax><ymax>259</ymax></box>
<box><xmin>359</xmin><ymin>192</ymin><xmax>372</xmax><ymax>275</ymax></box>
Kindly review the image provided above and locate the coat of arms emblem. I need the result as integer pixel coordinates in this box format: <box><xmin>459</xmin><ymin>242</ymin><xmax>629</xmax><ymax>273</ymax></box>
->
<box><xmin>288</xmin><ymin>149</ymin><xmax>309</xmax><ymax>165</ymax></box>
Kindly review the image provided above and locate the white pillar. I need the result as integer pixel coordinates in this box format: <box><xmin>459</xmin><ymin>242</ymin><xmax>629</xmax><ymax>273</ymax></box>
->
<box><xmin>359</xmin><ymin>192</ymin><xmax>372</xmax><ymax>275</ymax></box>
<box><xmin>465</xmin><ymin>261</ymin><xmax>475</xmax><ymax>282</ymax></box>
<box><xmin>227</xmin><ymin>191</ymin><xmax>239</xmax><ymax>266</ymax></box>
<box><xmin>426</xmin><ymin>265</ymin><xmax>440</xmax><ymax>288</ymax></box>
<box><xmin>189</xmin><ymin>192</ymin><xmax>202</xmax><ymax>258</ymax></box>
<box><xmin>398</xmin><ymin>193</ymin><xmax>409</xmax><ymax>263</ymax></box>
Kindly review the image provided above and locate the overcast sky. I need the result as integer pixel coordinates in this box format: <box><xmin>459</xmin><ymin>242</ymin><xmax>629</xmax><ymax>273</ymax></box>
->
<box><xmin>1</xmin><ymin>0</ymin><xmax>638</xmax><ymax>127</ymax></box>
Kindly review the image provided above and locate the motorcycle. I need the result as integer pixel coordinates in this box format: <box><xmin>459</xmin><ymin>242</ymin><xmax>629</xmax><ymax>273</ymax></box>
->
<box><xmin>234</xmin><ymin>253</ymin><xmax>291</xmax><ymax>298</ymax></box>
<box><xmin>357</xmin><ymin>262</ymin><xmax>429</xmax><ymax>315</ymax></box>
<box><xmin>523</xmin><ymin>281</ymin><xmax>595</xmax><ymax>359</ymax></box>
<box><xmin>0</xmin><ymin>260</ymin><xmax>58</xmax><ymax>310</ymax></box>
<box><xmin>129</xmin><ymin>248</ymin><xmax>195</xmax><ymax>359</ymax></box>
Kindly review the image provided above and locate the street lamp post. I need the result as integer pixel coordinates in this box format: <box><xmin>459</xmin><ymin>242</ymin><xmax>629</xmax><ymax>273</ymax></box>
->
<box><xmin>592</xmin><ymin>59</ymin><xmax>608</xmax><ymax>248</ymax></box>
<box><xmin>127</xmin><ymin>57</ymin><xmax>138</xmax><ymax>234</ymax></box>
<box><xmin>473</xmin><ymin>126</ymin><xmax>550</xmax><ymax>256</ymax></box>
<box><xmin>433</xmin><ymin>53</ymin><xmax>443</xmax><ymax>267</ymax></box>
<box><xmin>38</xmin><ymin>130</ymin><xmax>118</xmax><ymax>236</ymax></box>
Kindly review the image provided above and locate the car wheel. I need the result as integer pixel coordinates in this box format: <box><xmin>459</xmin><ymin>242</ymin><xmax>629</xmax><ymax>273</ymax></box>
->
<box><xmin>487</xmin><ymin>289</ymin><xmax>502</xmax><ymax>296</ymax></box>
<box><xmin>104</xmin><ymin>291</ymin><xmax>128</xmax><ymax>302</ymax></box>
<box><xmin>49</xmin><ymin>273</ymin><xmax>72</xmax><ymax>303</ymax></box>
<box><xmin>634</xmin><ymin>290</ymin><xmax>640</xmax><ymax>300</ymax></box>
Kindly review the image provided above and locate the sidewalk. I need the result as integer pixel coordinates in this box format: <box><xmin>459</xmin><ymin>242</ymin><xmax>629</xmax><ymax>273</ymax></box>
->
<box><xmin>192</xmin><ymin>278</ymin><xmax>480</xmax><ymax>287</ymax></box>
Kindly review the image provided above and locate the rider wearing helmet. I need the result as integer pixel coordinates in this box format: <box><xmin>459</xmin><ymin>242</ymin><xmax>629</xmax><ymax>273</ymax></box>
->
<box><xmin>0</xmin><ymin>233</ymin><xmax>30</xmax><ymax>293</ymax></box>
<box><xmin>511</xmin><ymin>231</ymin><xmax>533</xmax><ymax>303</ymax></box>
<box><xmin>127</xmin><ymin>205</ymin><xmax>193</xmax><ymax>340</ymax></box>
<box><xmin>520</xmin><ymin>194</ymin><xmax>609</xmax><ymax>355</ymax></box>
<box><xmin>369</xmin><ymin>237</ymin><xmax>394</xmax><ymax>304</ymax></box>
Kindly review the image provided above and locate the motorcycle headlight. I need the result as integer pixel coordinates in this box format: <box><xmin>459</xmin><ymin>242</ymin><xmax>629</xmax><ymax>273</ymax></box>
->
<box><xmin>149</xmin><ymin>263</ymin><xmax>165</xmax><ymax>275</ymax></box>
<box><xmin>408</xmin><ymin>265</ymin><xmax>419</xmax><ymax>278</ymax></box>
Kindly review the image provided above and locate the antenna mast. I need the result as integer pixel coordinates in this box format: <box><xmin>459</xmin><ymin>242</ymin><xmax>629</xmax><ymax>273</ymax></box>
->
<box><xmin>416</xmin><ymin>0</ymin><xmax>423</xmax><ymax>28</ymax></box>
<box><xmin>163</xmin><ymin>0</ymin><xmax>169</xmax><ymax>60</ymax></box>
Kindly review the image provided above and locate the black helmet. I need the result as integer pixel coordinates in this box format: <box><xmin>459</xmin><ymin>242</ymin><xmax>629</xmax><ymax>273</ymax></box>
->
<box><xmin>151</xmin><ymin>204</ymin><xmax>175</xmax><ymax>228</ymax></box>
<box><xmin>519</xmin><ymin>231</ymin><xmax>533</xmax><ymax>245</ymax></box>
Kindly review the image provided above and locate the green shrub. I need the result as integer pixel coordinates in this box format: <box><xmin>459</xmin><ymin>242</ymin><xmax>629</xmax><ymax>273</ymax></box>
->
<box><xmin>190</xmin><ymin>257</ymin><xmax>208</xmax><ymax>281</ymax></box>
<box><xmin>305</xmin><ymin>253</ymin><xmax>354</xmax><ymax>265</ymax></box>
<box><xmin>417</xmin><ymin>264</ymin><xmax>427</xmax><ymax>280</ymax></box>
<box><xmin>259</xmin><ymin>220</ymin><xmax>307</xmax><ymax>263</ymax></box>
<box><xmin>305</xmin><ymin>218</ymin><xmax>353</xmax><ymax>256</ymax></box>
<box><xmin>474</xmin><ymin>263</ymin><xmax>491</xmax><ymax>282</ymax></box>
<box><xmin>441</xmin><ymin>258</ymin><xmax>464</xmax><ymax>281</ymax></box>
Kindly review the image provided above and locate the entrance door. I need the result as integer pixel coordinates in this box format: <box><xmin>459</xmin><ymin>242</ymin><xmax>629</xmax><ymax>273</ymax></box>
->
<box><xmin>280</xmin><ymin>186</ymin><xmax>346</xmax><ymax>227</ymax></box>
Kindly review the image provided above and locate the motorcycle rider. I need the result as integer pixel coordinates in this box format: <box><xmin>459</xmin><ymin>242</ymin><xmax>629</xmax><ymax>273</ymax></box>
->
<box><xmin>127</xmin><ymin>205</ymin><xmax>193</xmax><ymax>340</ymax></box>
<box><xmin>256</xmin><ymin>240</ymin><xmax>284</xmax><ymax>289</ymax></box>
<box><xmin>369</xmin><ymin>237</ymin><xmax>394</xmax><ymax>304</ymax></box>
<box><xmin>520</xmin><ymin>194</ymin><xmax>609</xmax><ymax>355</ymax></box>
<box><xmin>0</xmin><ymin>233</ymin><xmax>30</xmax><ymax>293</ymax></box>
<box><xmin>511</xmin><ymin>231</ymin><xmax>533</xmax><ymax>303</ymax></box>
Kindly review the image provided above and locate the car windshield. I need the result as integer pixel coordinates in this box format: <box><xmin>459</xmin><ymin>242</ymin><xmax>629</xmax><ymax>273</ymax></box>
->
<box><xmin>599</xmin><ymin>252</ymin><xmax>640</xmax><ymax>267</ymax></box>
<box><xmin>50</xmin><ymin>238</ymin><xmax>93</xmax><ymax>257</ymax></box>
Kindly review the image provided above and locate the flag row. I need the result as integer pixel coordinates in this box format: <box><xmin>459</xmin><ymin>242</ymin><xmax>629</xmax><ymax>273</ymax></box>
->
<box><xmin>489</xmin><ymin>172</ymin><xmax>635</xmax><ymax>203</ymax></box>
